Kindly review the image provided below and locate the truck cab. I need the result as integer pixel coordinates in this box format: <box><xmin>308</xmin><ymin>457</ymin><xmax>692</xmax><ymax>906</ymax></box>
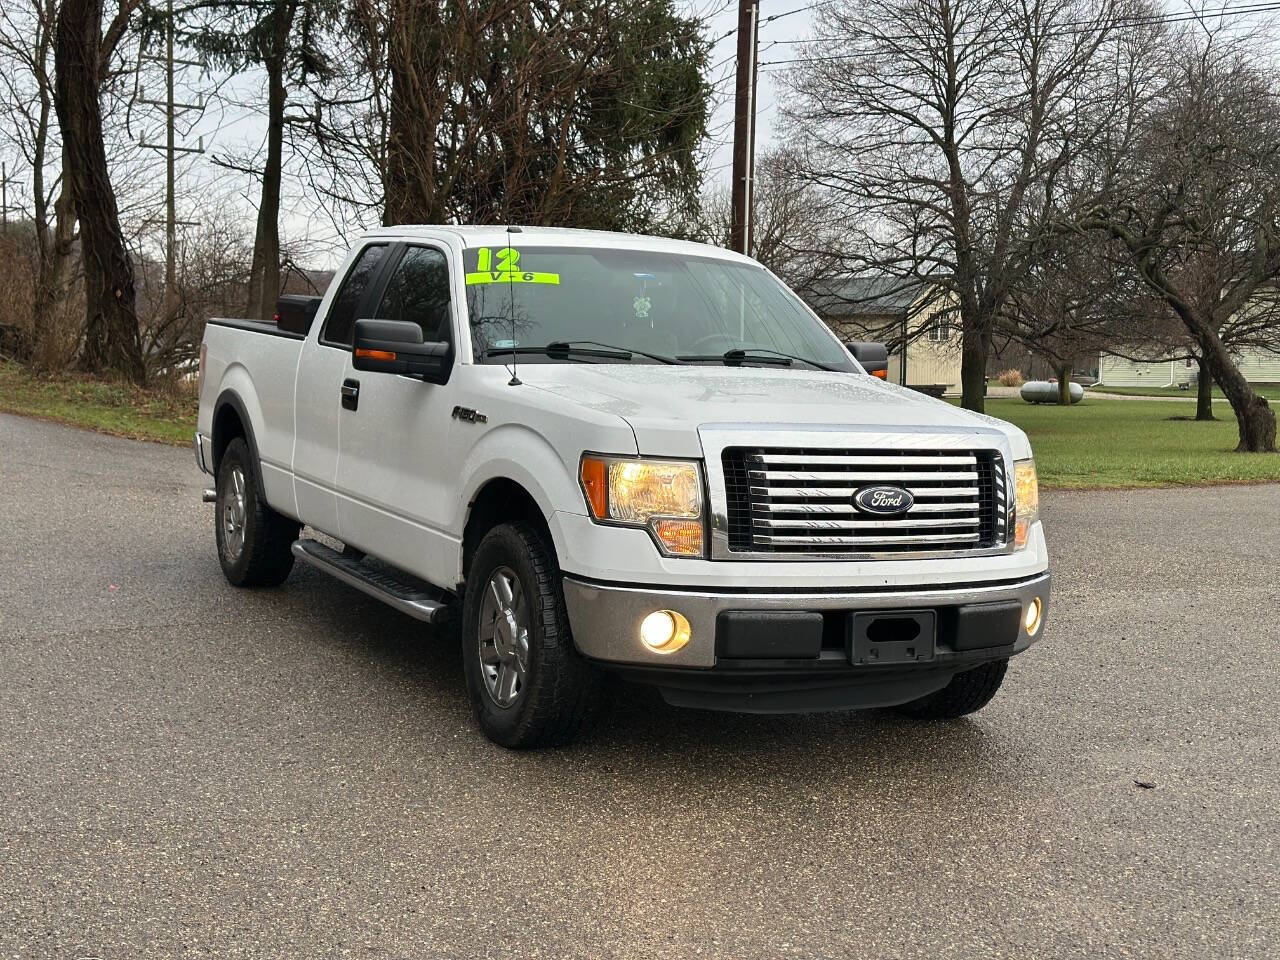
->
<box><xmin>195</xmin><ymin>226</ymin><xmax>1049</xmax><ymax>747</ymax></box>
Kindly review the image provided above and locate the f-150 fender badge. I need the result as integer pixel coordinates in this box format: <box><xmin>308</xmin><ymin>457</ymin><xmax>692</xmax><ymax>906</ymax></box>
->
<box><xmin>452</xmin><ymin>406</ymin><xmax>488</xmax><ymax>424</ymax></box>
<box><xmin>853</xmin><ymin>485</ymin><xmax>914</xmax><ymax>516</ymax></box>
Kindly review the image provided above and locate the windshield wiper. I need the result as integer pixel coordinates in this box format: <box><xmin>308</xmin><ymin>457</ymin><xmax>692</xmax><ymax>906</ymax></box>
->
<box><xmin>484</xmin><ymin>340</ymin><xmax>684</xmax><ymax>364</ymax></box>
<box><xmin>676</xmin><ymin>347</ymin><xmax>835</xmax><ymax>371</ymax></box>
<box><xmin>484</xmin><ymin>342</ymin><xmax>632</xmax><ymax>362</ymax></box>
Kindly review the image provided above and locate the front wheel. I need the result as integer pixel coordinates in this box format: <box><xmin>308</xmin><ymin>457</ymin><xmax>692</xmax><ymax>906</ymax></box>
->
<box><xmin>894</xmin><ymin>659</ymin><xmax>1009</xmax><ymax>720</ymax></box>
<box><xmin>461</xmin><ymin>522</ymin><xmax>599</xmax><ymax>748</ymax></box>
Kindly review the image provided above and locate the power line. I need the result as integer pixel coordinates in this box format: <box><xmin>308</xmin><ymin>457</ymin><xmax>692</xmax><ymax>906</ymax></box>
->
<box><xmin>757</xmin><ymin>1</ymin><xmax>1280</xmax><ymax>69</ymax></box>
<box><xmin>135</xmin><ymin>0</ymin><xmax>207</xmax><ymax>313</ymax></box>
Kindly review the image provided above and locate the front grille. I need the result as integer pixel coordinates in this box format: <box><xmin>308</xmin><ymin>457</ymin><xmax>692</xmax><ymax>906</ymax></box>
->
<box><xmin>722</xmin><ymin>447</ymin><xmax>1007</xmax><ymax>556</ymax></box>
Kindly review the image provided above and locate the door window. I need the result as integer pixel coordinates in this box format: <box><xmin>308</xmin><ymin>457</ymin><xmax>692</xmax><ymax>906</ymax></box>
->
<box><xmin>320</xmin><ymin>243</ymin><xmax>389</xmax><ymax>347</ymax></box>
<box><xmin>374</xmin><ymin>246</ymin><xmax>453</xmax><ymax>343</ymax></box>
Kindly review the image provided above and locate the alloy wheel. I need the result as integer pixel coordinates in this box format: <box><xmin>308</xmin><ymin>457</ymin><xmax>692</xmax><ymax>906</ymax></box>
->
<box><xmin>222</xmin><ymin>465</ymin><xmax>247</xmax><ymax>559</ymax></box>
<box><xmin>478</xmin><ymin>566</ymin><xmax>530</xmax><ymax>708</ymax></box>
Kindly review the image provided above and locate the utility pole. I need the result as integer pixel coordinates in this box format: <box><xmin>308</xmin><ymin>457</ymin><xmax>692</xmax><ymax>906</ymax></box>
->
<box><xmin>164</xmin><ymin>0</ymin><xmax>176</xmax><ymax>305</ymax></box>
<box><xmin>0</xmin><ymin>162</ymin><xmax>17</xmax><ymax>233</ymax></box>
<box><xmin>729</xmin><ymin>0</ymin><xmax>760</xmax><ymax>255</ymax></box>
<box><xmin>138</xmin><ymin>0</ymin><xmax>204</xmax><ymax>316</ymax></box>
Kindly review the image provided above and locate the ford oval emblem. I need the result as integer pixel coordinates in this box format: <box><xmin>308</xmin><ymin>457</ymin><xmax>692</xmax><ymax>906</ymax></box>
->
<box><xmin>853</xmin><ymin>485</ymin><xmax>914</xmax><ymax>516</ymax></box>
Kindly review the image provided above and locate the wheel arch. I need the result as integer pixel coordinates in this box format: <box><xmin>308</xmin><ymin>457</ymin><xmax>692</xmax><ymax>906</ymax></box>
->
<box><xmin>461</xmin><ymin>477</ymin><xmax>554</xmax><ymax>588</ymax></box>
<box><xmin>211</xmin><ymin>389</ymin><xmax>265</xmax><ymax>491</ymax></box>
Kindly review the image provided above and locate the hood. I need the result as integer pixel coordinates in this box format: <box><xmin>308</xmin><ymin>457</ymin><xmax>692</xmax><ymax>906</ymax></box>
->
<box><xmin>519</xmin><ymin>364</ymin><xmax>1025</xmax><ymax>457</ymax></box>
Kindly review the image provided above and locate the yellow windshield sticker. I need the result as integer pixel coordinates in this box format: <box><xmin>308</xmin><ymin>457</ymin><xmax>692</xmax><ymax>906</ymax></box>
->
<box><xmin>465</xmin><ymin>270</ymin><xmax>560</xmax><ymax>285</ymax></box>
<box><xmin>466</xmin><ymin>246</ymin><xmax>561</xmax><ymax>285</ymax></box>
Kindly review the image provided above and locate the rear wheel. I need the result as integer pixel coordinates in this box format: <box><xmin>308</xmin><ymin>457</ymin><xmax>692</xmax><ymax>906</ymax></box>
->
<box><xmin>461</xmin><ymin>522</ymin><xmax>599</xmax><ymax>748</ymax></box>
<box><xmin>215</xmin><ymin>437</ymin><xmax>299</xmax><ymax>587</ymax></box>
<box><xmin>894</xmin><ymin>659</ymin><xmax>1009</xmax><ymax>720</ymax></box>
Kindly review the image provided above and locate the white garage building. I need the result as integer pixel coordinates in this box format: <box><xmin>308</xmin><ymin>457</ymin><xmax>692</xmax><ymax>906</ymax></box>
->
<box><xmin>1098</xmin><ymin>348</ymin><xmax>1280</xmax><ymax>387</ymax></box>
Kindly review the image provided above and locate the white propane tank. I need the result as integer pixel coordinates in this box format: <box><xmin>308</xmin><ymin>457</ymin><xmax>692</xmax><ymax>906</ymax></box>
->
<box><xmin>1020</xmin><ymin>380</ymin><xmax>1085</xmax><ymax>404</ymax></box>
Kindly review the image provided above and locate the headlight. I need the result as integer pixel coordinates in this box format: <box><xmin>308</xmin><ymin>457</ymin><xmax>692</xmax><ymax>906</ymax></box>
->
<box><xmin>579</xmin><ymin>455</ymin><xmax>705</xmax><ymax>557</ymax></box>
<box><xmin>1014</xmin><ymin>458</ymin><xmax>1039</xmax><ymax>549</ymax></box>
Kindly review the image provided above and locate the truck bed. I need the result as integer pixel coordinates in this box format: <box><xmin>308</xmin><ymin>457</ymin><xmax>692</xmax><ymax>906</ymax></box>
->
<box><xmin>199</xmin><ymin>316</ymin><xmax>309</xmax><ymax>518</ymax></box>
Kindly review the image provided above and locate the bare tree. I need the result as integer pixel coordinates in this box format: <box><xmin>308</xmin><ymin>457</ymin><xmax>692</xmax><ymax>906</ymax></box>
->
<box><xmin>166</xmin><ymin>0</ymin><xmax>335</xmax><ymax>320</ymax></box>
<box><xmin>0</xmin><ymin>0</ymin><xmax>79</xmax><ymax>363</ymax></box>
<box><xmin>54</xmin><ymin>0</ymin><xmax>147</xmax><ymax>382</ymax></box>
<box><xmin>1074</xmin><ymin>30</ymin><xmax>1280</xmax><ymax>452</ymax></box>
<box><xmin>782</xmin><ymin>0</ymin><xmax>1141</xmax><ymax>412</ymax></box>
<box><xmin>1003</xmin><ymin>227</ymin><xmax>1144</xmax><ymax>404</ymax></box>
<box><xmin>695</xmin><ymin>149</ymin><xmax>848</xmax><ymax>302</ymax></box>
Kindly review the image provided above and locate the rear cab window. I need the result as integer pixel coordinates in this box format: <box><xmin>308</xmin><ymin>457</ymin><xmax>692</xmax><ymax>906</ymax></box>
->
<box><xmin>320</xmin><ymin>243</ymin><xmax>389</xmax><ymax>348</ymax></box>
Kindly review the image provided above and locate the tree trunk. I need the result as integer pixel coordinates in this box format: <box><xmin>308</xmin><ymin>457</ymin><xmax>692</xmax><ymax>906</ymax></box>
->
<box><xmin>54</xmin><ymin>0</ymin><xmax>144</xmax><ymax>384</ymax></box>
<box><xmin>1195</xmin><ymin>327</ymin><xmax>1275</xmax><ymax>452</ymax></box>
<box><xmin>245</xmin><ymin>2</ymin><xmax>293</xmax><ymax>321</ymax></box>
<box><xmin>959</xmin><ymin>318</ymin><xmax>988</xmax><ymax>413</ymax></box>
<box><xmin>1195</xmin><ymin>356</ymin><xmax>1215</xmax><ymax>421</ymax></box>
<box><xmin>1056</xmin><ymin>362</ymin><xmax>1073</xmax><ymax>405</ymax></box>
<box><xmin>383</xmin><ymin>0</ymin><xmax>447</xmax><ymax>225</ymax></box>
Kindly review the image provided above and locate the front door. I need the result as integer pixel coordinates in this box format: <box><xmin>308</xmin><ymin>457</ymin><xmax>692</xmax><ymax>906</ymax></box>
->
<box><xmin>292</xmin><ymin>240</ymin><xmax>392</xmax><ymax>537</ymax></box>
<box><xmin>334</xmin><ymin>242</ymin><xmax>462</xmax><ymax>587</ymax></box>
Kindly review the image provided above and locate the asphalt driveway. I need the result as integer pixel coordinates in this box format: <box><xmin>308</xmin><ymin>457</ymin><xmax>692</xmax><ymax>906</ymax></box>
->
<box><xmin>1</xmin><ymin>412</ymin><xmax>1277</xmax><ymax>959</ymax></box>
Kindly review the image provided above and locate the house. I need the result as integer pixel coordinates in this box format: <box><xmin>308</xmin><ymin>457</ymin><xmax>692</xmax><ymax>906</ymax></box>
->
<box><xmin>808</xmin><ymin>277</ymin><xmax>962</xmax><ymax>390</ymax></box>
<box><xmin>1098</xmin><ymin>348</ymin><xmax>1280</xmax><ymax>387</ymax></box>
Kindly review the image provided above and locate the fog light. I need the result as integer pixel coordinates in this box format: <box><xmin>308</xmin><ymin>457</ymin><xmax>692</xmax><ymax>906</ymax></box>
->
<box><xmin>1024</xmin><ymin>597</ymin><xmax>1043</xmax><ymax>636</ymax></box>
<box><xmin>640</xmin><ymin>609</ymin><xmax>691</xmax><ymax>654</ymax></box>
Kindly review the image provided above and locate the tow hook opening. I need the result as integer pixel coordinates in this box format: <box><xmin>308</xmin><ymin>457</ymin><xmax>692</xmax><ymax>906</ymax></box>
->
<box><xmin>866</xmin><ymin>616</ymin><xmax>923</xmax><ymax>645</ymax></box>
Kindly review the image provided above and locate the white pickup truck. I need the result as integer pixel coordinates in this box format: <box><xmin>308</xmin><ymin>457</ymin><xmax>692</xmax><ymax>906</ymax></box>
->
<box><xmin>195</xmin><ymin>226</ymin><xmax>1049</xmax><ymax>747</ymax></box>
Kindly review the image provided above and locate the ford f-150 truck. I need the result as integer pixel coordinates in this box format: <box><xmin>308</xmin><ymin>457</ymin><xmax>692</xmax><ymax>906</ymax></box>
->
<box><xmin>195</xmin><ymin>226</ymin><xmax>1049</xmax><ymax>748</ymax></box>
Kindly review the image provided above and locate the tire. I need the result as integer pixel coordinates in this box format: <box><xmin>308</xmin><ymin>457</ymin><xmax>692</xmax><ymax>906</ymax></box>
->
<box><xmin>894</xmin><ymin>659</ymin><xmax>1009</xmax><ymax>720</ymax></box>
<box><xmin>215</xmin><ymin>436</ymin><xmax>300</xmax><ymax>588</ymax></box>
<box><xmin>461</xmin><ymin>522</ymin><xmax>599</xmax><ymax>748</ymax></box>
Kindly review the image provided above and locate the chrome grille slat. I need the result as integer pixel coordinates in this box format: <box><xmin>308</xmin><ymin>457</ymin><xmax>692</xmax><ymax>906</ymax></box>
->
<box><xmin>908</xmin><ymin>486</ymin><xmax>982</xmax><ymax>498</ymax></box>
<box><xmin>722</xmin><ymin>446</ymin><xmax>1008</xmax><ymax>557</ymax></box>
<box><xmin>753</xmin><ymin>484</ymin><xmax>979</xmax><ymax>499</ymax></box>
<box><xmin>754</xmin><ymin>533</ymin><xmax>982</xmax><ymax>547</ymax></box>
<box><xmin>747</xmin><ymin>470</ymin><xmax>980</xmax><ymax>483</ymax></box>
<box><xmin>752</xmin><ymin>500</ymin><xmax>978</xmax><ymax>515</ymax></box>
<box><xmin>753</xmin><ymin>454</ymin><xmax>978</xmax><ymax>467</ymax></box>
<box><xmin>756</xmin><ymin>517</ymin><xmax>981</xmax><ymax>530</ymax></box>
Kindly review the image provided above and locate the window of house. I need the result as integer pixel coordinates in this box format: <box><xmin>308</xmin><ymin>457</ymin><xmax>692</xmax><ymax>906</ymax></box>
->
<box><xmin>928</xmin><ymin>317</ymin><xmax>951</xmax><ymax>342</ymax></box>
<box><xmin>373</xmin><ymin>246</ymin><xmax>453</xmax><ymax>343</ymax></box>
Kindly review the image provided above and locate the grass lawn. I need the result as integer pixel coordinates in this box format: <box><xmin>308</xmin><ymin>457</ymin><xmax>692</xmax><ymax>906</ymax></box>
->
<box><xmin>0</xmin><ymin>359</ymin><xmax>197</xmax><ymax>445</ymax></box>
<box><xmin>981</xmin><ymin>397</ymin><xmax>1280</xmax><ymax>489</ymax></box>
<box><xmin>1092</xmin><ymin>383</ymin><xmax>1280</xmax><ymax>401</ymax></box>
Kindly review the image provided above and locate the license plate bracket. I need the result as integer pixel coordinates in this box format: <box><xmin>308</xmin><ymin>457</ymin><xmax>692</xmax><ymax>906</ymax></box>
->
<box><xmin>847</xmin><ymin>609</ymin><xmax>937</xmax><ymax>665</ymax></box>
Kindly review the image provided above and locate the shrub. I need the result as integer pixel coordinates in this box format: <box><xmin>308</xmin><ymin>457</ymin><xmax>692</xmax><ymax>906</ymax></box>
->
<box><xmin>997</xmin><ymin>368</ymin><xmax>1025</xmax><ymax>387</ymax></box>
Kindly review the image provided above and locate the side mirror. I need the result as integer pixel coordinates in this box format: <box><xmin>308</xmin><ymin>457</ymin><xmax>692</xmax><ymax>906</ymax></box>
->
<box><xmin>353</xmin><ymin>318</ymin><xmax>453</xmax><ymax>385</ymax></box>
<box><xmin>845</xmin><ymin>341</ymin><xmax>889</xmax><ymax>380</ymax></box>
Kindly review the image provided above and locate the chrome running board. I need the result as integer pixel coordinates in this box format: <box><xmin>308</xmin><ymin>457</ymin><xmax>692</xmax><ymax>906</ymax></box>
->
<box><xmin>291</xmin><ymin>539</ymin><xmax>453</xmax><ymax>625</ymax></box>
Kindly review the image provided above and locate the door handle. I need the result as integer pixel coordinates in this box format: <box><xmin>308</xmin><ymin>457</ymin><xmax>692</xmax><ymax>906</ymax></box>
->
<box><xmin>341</xmin><ymin>378</ymin><xmax>360</xmax><ymax>411</ymax></box>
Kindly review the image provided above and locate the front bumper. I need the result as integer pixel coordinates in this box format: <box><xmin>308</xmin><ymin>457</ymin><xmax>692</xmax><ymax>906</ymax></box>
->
<box><xmin>561</xmin><ymin>572</ymin><xmax>1050</xmax><ymax>711</ymax></box>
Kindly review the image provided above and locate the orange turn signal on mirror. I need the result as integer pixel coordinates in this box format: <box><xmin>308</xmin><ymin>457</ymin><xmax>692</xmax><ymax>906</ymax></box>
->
<box><xmin>871</xmin><ymin>368</ymin><xmax>888</xmax><ymax>379</ymax></box>
<box><xmin>355</xmin><ymin>348</ymin><xmax>397</xmax><ymax>361</ymax></box>
<box><xmin>580</xmin><ymin>456</ymin><xmax>607</xmax><ymax>519</ymax></box>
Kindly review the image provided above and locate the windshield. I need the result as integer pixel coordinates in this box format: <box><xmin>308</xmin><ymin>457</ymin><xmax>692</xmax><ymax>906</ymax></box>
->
<box><xmin>463</xmin><ymin>245</ymin><xmax>855</xmax><ymax>370</ymax></box>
